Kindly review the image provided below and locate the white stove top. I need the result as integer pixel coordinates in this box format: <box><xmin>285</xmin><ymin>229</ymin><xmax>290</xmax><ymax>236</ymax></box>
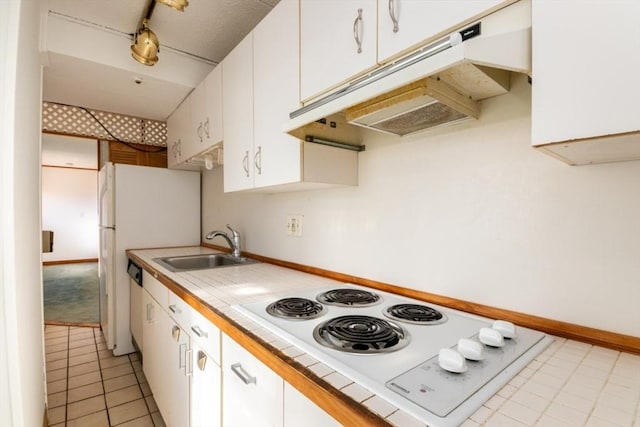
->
<box><xmin>233</xmin><ymin>284</ymin><xmax>552</xmax><ymax>427</ymax></box>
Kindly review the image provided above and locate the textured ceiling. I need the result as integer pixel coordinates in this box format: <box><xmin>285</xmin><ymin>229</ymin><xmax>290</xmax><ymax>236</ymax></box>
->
<box><xmin>43</xmin><ymin>0</ymin><xmax>279</xmax><ymax>121</ymax></box>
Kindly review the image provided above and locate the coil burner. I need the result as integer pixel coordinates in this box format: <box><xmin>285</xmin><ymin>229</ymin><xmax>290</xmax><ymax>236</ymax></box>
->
<box><xmin>266</xmin><ymin>297</ymin><xmax>326</xmax><ymax>320</ymax></box>
<box><xmin>384</xmin><ymin>303</ymin><xmax>448</xmax><ymax>325</ymax></box>
<box><xmin>316</xmin><ymin>288</ymin><xmax>381</xmax><ymax>307</ymax></box>
<box><xmin>313</xmin><ymin>315</ymin><xmax>409</xmax><ymax>354</ymax></box>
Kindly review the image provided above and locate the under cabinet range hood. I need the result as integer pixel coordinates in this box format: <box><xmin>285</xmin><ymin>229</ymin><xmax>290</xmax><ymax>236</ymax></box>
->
<box><xmin>285</xmin><ymin>0</ymin><xmax>531</xmax><ymax>143</ymax></box>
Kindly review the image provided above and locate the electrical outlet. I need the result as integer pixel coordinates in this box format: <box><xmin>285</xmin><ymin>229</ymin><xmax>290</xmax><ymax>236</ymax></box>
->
<box><xmin>286</xmin><ymin>214</ymin><xmax>303</xmax><ymax>237</ymax></box>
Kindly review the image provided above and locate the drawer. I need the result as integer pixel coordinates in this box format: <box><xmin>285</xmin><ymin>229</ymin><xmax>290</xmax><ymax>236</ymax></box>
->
<box><xmin>142</xmin><ymin>270</ymin><xmax>168</xmax><ymax>309</ymax></box>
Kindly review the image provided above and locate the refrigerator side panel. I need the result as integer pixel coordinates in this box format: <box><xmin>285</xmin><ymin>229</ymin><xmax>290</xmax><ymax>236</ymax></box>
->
<box><xmin>113</xmin><ymin>164</ymin><xmax>200</xmax><ymax>355</ymax></box>
<box><xmin>98</xmin><ymin>163</ymin><xmax>116</xmax><ymax>349</ymax></box>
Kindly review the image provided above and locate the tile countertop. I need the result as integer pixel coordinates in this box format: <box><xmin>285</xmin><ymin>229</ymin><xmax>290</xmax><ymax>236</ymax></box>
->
<box><xmin>128</xmin><ymin>247</ymin><xmax>640</xmax><ymax>427</ymax></box>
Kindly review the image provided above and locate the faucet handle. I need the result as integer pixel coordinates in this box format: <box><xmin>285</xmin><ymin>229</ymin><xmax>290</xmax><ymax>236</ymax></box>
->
<box><xmin>226</xmin><ymin>224</ymin><xmax>240</xmax><ymax>238</ymax></box>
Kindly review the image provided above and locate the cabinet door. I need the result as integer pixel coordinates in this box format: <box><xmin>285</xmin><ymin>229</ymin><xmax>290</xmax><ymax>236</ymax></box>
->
<box><xmin>284</xmin><ymin>383</ymin><xmax>340</xmax><ymax>427</ymax></box>
<box><xmin>158</xmin><ymin>315</ymin><xmax>190</xmax><ymax>427</ymax></box>
<box><xmin>253</xmin><ymin>0</ymin><xmax>302</xmax><ymax>188</ymax></box>
<box><xmin>222</xmin><ymin>34</ymin><xmax>254</xmax><ymax>192</ymax></box>
<box><xmin>532</xmin><ymin>0</ymin><xmax>640</xmax><ymax>146</ymax></box>
<box><xmin>167</xmin><ymin>97</ymin><xmax>190</xmax><ymax>168</ymax></box>
<box><xmin>187</xmin><ymin>80</ymin><xmax>207</xmax><ymax>159</ymax></box>
<box><xmin>204</xmin><ymin>66</ymin><xmax>223</xmax><ymax>146</ymax></box>
<box><xmin>377</xmin><ymin>0</ymin><xmax>506</xmax><ymax>64</ymax></box>
<box><xmin>191</xmin><ymin>343</ymin><xmax>221</xmax><ymax>427</ymax></box>
<box><xmin>222</xmin><ymin>335</ymin><xmax>283</xmax><ymax>427</ymax></box>
<box><xmin>300</xmin><ymin>0</ymin><xmax>377</xmax><ymax>101</ymax></box>
<box><xmin>142</xmin><ymin>290</ymin><xmax>163</xmax><ymax>396</ymax></box>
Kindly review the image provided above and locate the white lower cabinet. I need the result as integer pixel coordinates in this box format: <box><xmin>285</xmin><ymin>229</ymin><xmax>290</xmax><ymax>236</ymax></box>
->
<box><xmin>142</xmin><ymin>286</ymin><xmax>221</xmax><ymax>427</ymax></box>
<box><xmin>222</xmin><ymin>334</ymin><xmax>283</xmax><ymax>427</ymax></box>
<box><xmin>283</xmin><ymin>383</ymin><xmax>340</xmax><ymax>427</ymax></box>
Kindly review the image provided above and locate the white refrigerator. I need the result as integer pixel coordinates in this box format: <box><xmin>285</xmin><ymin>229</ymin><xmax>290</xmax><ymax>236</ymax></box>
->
<box><xmin>99</xmin><ymin>162</ymin><xmax>200</xmax><ymax>355</ymax></box>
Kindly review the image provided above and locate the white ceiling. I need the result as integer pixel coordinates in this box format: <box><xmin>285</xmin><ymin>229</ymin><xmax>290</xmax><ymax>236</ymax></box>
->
<box><xmin>43</xmin><ymin>0</ymin><xmax>279</xmax><ymax>121</ymax></box>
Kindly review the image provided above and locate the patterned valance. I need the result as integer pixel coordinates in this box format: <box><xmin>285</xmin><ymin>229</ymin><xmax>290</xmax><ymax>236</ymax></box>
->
<box><xmin>42</xmin><ymin>102</ymin><xmax>166</xmax><ymax>147</ymax></box>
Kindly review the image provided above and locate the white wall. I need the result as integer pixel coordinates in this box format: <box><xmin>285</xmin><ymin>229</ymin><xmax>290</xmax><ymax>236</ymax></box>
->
<box><xmin>0</xmin><ymin>0</ymin><xmax>46</xmax><ymax>425</ymax></box>
<box><xmin>202</xmin><ymin>75</ymin><xmax>640</xmax><ymax>338</ymax></box>
<box><xmin>42</xmin><ymin>167</ymin><xmax>98</xmax><ymax>262</ymax></box>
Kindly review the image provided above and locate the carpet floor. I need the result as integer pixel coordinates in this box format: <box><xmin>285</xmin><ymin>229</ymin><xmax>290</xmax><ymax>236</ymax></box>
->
<box><xmin>43</xmin><ymin>262</ymin><xmax>99</xmax><ymax>325</ymax></box>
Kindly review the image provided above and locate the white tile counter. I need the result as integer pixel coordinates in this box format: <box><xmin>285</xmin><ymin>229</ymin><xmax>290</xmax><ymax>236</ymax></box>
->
<box><xmin>129</xmin><ymin>247</ymin><xmax>640</xmax><ymax>427</ymax></box>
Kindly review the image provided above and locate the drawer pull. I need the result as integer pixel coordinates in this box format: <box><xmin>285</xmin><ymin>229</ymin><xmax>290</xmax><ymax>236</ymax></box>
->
<box><xmin>230</xmin><ymin>363</ymin><xmax>256</xmax><ymax>385</ymax></box>
<box><xmin>172</xmin><ymin>325</ymin><xmax>181</xmax><ymax>342</ymax></box>
<box><xmin>169</xmin><ymin>304</ymin><xmax>181</xmax><ymax>314</ymax></box>
<box><xmin>197</xmin><ymin>351</ymin><xmax>207</xmax><ymax>371</ymax></box>
<box><xmin>191</xmin><ymin>325</ymin><xmax>208</xmax><ymax>338</ymax></box>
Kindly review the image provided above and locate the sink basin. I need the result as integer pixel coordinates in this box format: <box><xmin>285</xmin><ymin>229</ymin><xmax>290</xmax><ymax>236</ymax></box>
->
<box><xmin>153</xmin><ymin>253</ymin><xmax>258</xmax><ymax>272</ymax></box>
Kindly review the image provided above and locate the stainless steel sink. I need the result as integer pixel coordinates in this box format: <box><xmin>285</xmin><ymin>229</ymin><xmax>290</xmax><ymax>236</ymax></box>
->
<box><xmin>153</xmin><ymin>253</ymin><xmax>258</xmax><ymax>272</ymax></box>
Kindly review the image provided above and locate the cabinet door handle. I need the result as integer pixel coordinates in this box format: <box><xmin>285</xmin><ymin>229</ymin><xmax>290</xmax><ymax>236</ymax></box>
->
<box><xmin>185</xmin><ymin>349</ymin><xmax>193</xmax><ymax>377</ymax></box>
<box><xmin>179</xmin><ymin>342</ymin><xmax>187</xmax><ymax>370</ymax></box>
<box><xmin>172</xmin><ymin>325</ymin><xmax>181</xmax><ymax>342</ymax></box>
<box><xmin>176</xmin><ymin>140</ymin><xmax>182</xmax><ymax>157</ymax></box>
<box><xmin>146</xmin><ymin>303</ymin><xmax>153</xmax><ymax>322</ymax></box>
<box><xmin>353</xmin><ymin>8</ymin><xmax>363</xmax><ymax>54</ymax></box>
<box><xmin>254</xmin><ymin>146</ymin><xmax>262</xmax><ymax>175</ymax></box>
<box><xmin>230</xmin><ymin>363</ymin><xmax>256</xmax><ymax>385</ymax></box>
<box><xmin>190</xmin><ymin>325</ymin><xmax>208</xmax><ymax>338</ymax></box>
<box><xmin>197</xmin><ymin>123</ymin><xmax>203</xmax><ymax>142</ymax></box>
<box><xmin>197</xmin><ymin>350</ymin><xmax>207</xmax><ymax>371</ymax></box>
<box><xmin>242</xmin><ymin>150</ymin><xmax>250</xmax><ymax>177</ymax></box>
<box><xmin>203</xmin><ymin>117</ymin><xmax>210</xmax><ymax>139</ymax></box>
<box><xmin>168</xmin><ymin>304</ymin><xmax>181</xmax><ymax>314</ymax></box>
<box><xmin>388</xmin><ymin>0</ymin><xmax>399</xmax><ymax>33</ymax></box>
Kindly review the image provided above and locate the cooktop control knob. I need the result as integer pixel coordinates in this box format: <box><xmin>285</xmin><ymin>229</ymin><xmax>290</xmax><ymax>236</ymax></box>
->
<box><xmin>492</xmin><ymin>320</ymin><xmax>516</xmax><ymax>338</ymax></box>
<box><xmin>438</xmin><ymin>348</ymin><xmax>468</xmax><ymax>373</ymax></box>
<box><xmin>457</xmin><ymin>338</ymin><xmax>484</xmax><ymax>361</ymax></box>
<box><xmin>479</xmin><ymin>327</ymin><xmax>505</xmax><ymax>347</ymax></box>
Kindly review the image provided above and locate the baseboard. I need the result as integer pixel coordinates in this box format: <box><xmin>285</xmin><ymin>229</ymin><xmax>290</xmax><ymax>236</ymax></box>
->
<box><xmin>201</xmin><ymin>242</ymin><xmax>640</xmax><ymax>355</ymax></box>
<box><xmin>43</xmin><ymin>258</ymin><xmax>98</xmax><ymax>266</ymax></box>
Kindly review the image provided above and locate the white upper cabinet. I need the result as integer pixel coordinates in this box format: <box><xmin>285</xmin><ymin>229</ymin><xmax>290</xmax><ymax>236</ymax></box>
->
<box><xmin>205</xmin><ymin>66</ymin><xmax>223</xmax><ymax>147</ymax></box>
<box><xmin>223</xmin><ymin>0</ymin><xmax>358</xmax><ymax>192</ymax></box>
<box><xmin>300</xmin><ymin>0</ymin><xmax>377</xmax><ymax>102</ymax></box>
<box><xmin>253</xmin><ymin>0</ymin><xmax>303</xmax><ymax>188</ymax></box>
<box><xmin>167</xmin><ymin>97</ymin><xmax>190</xmax><ymax>168</ymax></box>
<box><xmin>377</xmin><ymin>0</ymin><xmax>507</xmax><ymax>64</ymax></box>
<box><xmin>222</xmin><ymin>33</ymin><xmax>254</xmax><ymax>192</ymax></box>
<box><xmin>532</xmin><ymin>0</ymin><xmax>640</xmax><ymax>165</ymax></box>
<box><xmin>187</xmin><ymin>79</ymin><xmax>207</xmax><ymax>159</ymax></box>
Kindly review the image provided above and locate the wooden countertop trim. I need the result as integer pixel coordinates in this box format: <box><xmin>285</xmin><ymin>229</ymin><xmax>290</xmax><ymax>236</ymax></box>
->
<box><xmin>203</xmin><ymin>243</ymin><xmax>640</xmax><ymax>355</ymax></box>
<box><xmin>127</xmin><ymin>251</ymin><xmax>392</xmax><ymax>427</ymax></box>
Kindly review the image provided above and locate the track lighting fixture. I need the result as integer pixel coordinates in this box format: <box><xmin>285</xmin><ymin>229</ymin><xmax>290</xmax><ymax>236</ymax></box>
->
<box><xmin>155</xmin><ymin>0</ymin><xmax>189</xmax><ymax>12</ymax></box>
<box><xmin>131</xmin><ymin>19</ymin><xmax>159</xmax><ymax>66</ymax></box>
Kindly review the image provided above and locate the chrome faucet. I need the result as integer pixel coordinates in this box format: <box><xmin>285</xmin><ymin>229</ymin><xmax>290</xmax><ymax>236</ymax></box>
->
<box><xmin>205</xmin><ymin>224</ymin><xmax>241</xmax><ymax>258</ymax></box>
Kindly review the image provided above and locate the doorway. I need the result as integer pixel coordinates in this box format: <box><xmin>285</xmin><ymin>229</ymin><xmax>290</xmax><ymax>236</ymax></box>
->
<box><xmin>42</xmin><ymin>133</ymin><xmax>100</xmax><ymax>326</ymax></box>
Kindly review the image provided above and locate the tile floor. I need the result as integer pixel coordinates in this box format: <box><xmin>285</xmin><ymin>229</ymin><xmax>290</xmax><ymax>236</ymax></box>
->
<box><xmin>44</xmin><ymin>325</ymin><xmax>166</xmax><ymax>427</ymax></box>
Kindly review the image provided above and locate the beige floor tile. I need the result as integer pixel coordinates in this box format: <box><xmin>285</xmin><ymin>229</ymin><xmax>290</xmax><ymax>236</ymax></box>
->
<box><xmin>131</xmin><ymin>360</ymin><xmax>143</xmax><ymax>372</ymax></box>
<box><xmin>106</xmin><ymin>384</ymin><xmax>143</xmax><ymax>408</ymax></box>
<box><xmin>45</xmin><ymin>336</ymin><xmax>68</xmax><ymax>347</ymax></box>
<box><xmin>47</xmin><ymin>391</ymin><xmax>66</xmax><ymax>409</ymax></box>
<box><xmin>69</xmin><ymin>326</ymin><xmax>96</xmax><ymax>335</ymax></box>
<box><xmin>139</xmin><ymin>381</ymin><xmax>152</xmax><ymax>397</ymax></box>
<box><xmin>97</xmin><ymin>342</ymin><xmax>108</xmax><ymax>351</ymax></box>
<box><xmin>150</xmin><ymin>411</ymin><xmax>166</xmax><ymax>427</ymax></box>
<box><xmin>102</xmin><ymin>362</ymin><xmax>134</xmax><ymax>380</ymax></box>
<box><xmin>134</xmin><ymin>369</ymin><xmax>148</xmax><ymax>384</ymax></box>
<box><xmin>67</xmin><ymin>370</ymin><xmax>102</xmax><ymax>390</ymax></box>
<box><xmin>46</xmin><ymin>367</ymin><xmax>67</xmax><ymax>383</ymax></box>
<box><xmin>69</xmin><ymin>329</ymin><xmax>95</xmax><ymax>338</ymax></box>
<box><xmin>99</xmin><ymin>354</ymin><xmax>131</xmax><ymax>369</ymax></box>
<box><xmin>99</xmin><ymin>349</ymin><xmax>116</xmax><ymax>360</ymax></box>
<box><xmin>116</xmin><ymin>415</ymin><xmax>155</xmax><ymax>426</ymax></box>
<box><xmin>49</xmin><ymin>423</ymin><xmax>64</xmax><ymax>427</ymax></box>
<box><xmin>145</xmin><ymin>395</ymin><xmax>158</xmax><ymax>413</ymax></box>
<box><xmin>68</xmin><ymin>351</ymin><xmax>98</xmax><ymax>367</ymax></box>
<box><xmin>69</xmin><ymin>360</ymin><xmax>100</xmax><ymax>378</ymax></box>
<box><xmin>68</xmin><ymin>337</ymin><xmax>96</xmax><ymax>349</ymax></box>
<box><xmin>46</xmin><ymin>350</ymin><xmax>68</xmax><ymax>363</ymax></box>
<box><xmin>47</xmin><ymin>379</ymin><xmax>67</xmax><ymax>395</ymax></box>
<box><xmin>108</xmin><ymin>398</ymin><xmax>150</xmax><ymax>425</ymax></box>
<box><xmin>45</xmin><ymin>342</ymin><xmax>68</xmax><ymax>354</ymax></box>
<box><xmin>46</xmin><ymin>358</ymin><xmax>67</xmax><ymax>372</ymax></box>
<box><xmin>67</xmin><ymin>381</ymin><xmax>104</xmax><ymax>404</ymax></box>
<box><xmin>129</xmin><ymin>352</ymin><xmax>140</xmax><ymax>362</ymax></box>
<box><xmin>47</xmin><ymin>405</ymin><xmax>66</xmax><ymax>425</ymax></box>
<box><xmin>67</xmin><ymin>394</ymin><xmax>106</xmax><ymax>420</ymax></box>
<box><xmin>66</xmin><ymin>409</ymin><xmax>109</xmax><ymax>427</ymax></box>
<box><xmin>103</xmin><ymin>373</ymin><xmax>138</xmax><ymax>393</ymax></box>
<box><xmin>69</xmin><ymin>343</ymin><xmax>98</xmax><ymax>357</ymax></box>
